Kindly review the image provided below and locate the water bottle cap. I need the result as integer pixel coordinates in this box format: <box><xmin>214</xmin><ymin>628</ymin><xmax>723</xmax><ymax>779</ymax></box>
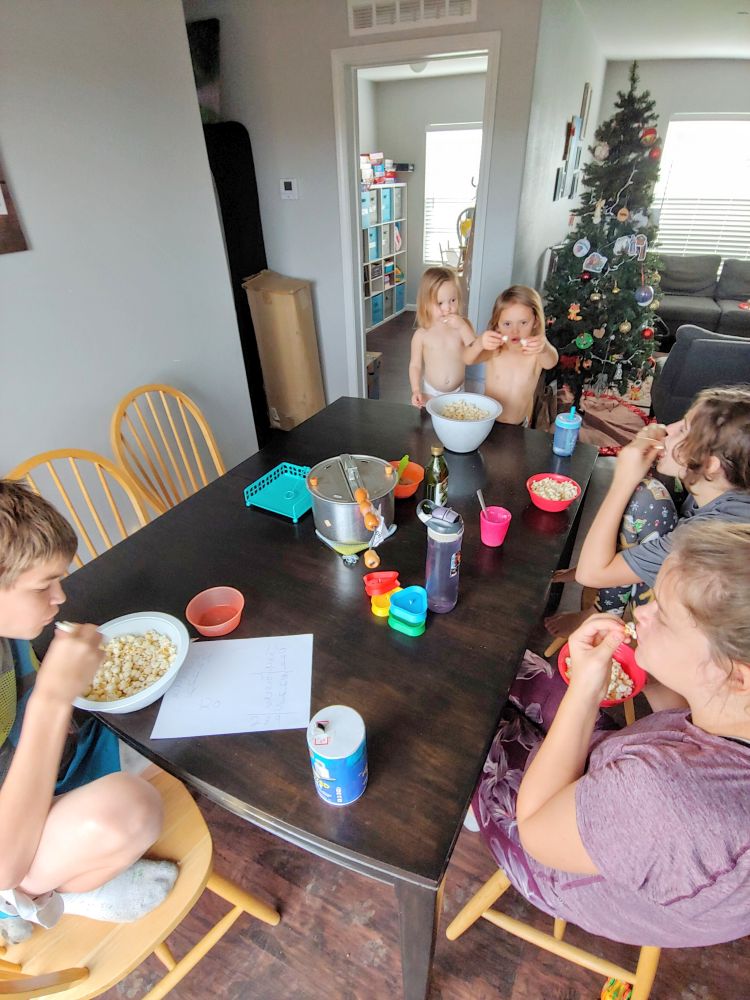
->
<box><xmin>426</xmin><ymin>505</ymin><xmax>463</xmax><ymax>535</ymax></box>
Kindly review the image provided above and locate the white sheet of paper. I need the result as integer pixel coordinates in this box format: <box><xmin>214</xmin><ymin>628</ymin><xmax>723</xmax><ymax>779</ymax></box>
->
<box><xmin>150</xmin><ymin>634</ymin><xmax>312</xmax><ymax>739</ymax></box>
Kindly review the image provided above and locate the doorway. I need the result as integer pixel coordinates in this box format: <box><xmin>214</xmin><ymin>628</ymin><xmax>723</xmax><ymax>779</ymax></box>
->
<box><xmin>332</xmin><ymin>32</ymin><xmax>501</xmax><ymax>401</ymax></box>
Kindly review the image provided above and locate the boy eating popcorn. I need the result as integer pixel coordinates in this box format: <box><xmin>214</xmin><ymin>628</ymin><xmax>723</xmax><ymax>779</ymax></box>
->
<box><xmin>0</xmin><ymin>480</ymin><xmax>176</xmax><ymax>943</ymax></box>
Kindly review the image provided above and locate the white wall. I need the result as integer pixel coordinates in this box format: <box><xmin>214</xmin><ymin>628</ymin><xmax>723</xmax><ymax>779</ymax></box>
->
<box><xmin>182</xmin><ymin>0</ymin><xmax>543</xmax><ymax>400</ymax></box>
<box><xmin>601</xmin><ymin>59</ymin><xmax>750</xmax><ymax>131</ymax></box>
<box><xmin>0</xmin><ymin>0</ymin><xmax>257</xmax><ymax>473</ymax></box>
<box><xmin>374</xmin><ymin>73</ymin><xmax>486</xmax><ymax>305</ymax></box>
<box><xmin>512</xmin><ymin>0</ymin><xmax>605</xmax><ymax>291</ymax></box>
<box><xmin>357</xmin><ymin>78</ymin><xmax>377</xmax><ymax>153</ymax></box>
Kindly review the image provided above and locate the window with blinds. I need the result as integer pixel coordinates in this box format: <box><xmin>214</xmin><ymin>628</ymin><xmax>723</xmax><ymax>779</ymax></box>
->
<box><xmin>423</xmin><ymin>125</ymin><xmax>482</xmax><ymax>265</ymax></box>
<box><xmin>653</xmin><ymin>119</ymin><xmax>750</xmax><ymax>260</ymax></box>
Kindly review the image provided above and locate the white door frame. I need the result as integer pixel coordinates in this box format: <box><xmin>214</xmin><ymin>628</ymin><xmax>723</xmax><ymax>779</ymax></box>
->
<box><xmin>332</xmin><ymin>31</ymin><xmax>501</xmax><ymax>397</ymax></box>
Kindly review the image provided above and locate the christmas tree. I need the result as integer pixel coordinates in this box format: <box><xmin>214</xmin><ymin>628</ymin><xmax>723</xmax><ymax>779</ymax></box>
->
<box><xmin>544</xmin><ymin>62</ymin><xmax>663</xmax><ymax>405</ymax></box>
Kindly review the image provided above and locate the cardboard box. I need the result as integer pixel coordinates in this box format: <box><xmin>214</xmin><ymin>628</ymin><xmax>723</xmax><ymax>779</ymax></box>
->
<box><xmin>242</xmin><ymin>270</ymin><xmax>326</xmax><ymax>431</ymax></box>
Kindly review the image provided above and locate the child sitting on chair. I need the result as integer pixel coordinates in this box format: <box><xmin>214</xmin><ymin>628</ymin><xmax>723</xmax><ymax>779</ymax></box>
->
<box><xmin>464</xmin><ymin>285</ymin><xmax>558</xmax><ymax>425</ymax></box>
<box><xmin>0</xmin><ymin>480</ymin><xmax>177</xmax><ymax>943</ymax></box>
<box><xmin>409</xmin><ymin>266</ymin><xmax>475</xmax><ymax>407</ymax></box>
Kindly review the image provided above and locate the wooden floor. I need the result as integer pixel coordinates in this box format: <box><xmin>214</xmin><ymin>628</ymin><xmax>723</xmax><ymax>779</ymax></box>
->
<box><xmin>100</xmin><ymin>343</ymin><xmax>750</xmax><ymax>997</ymax></box>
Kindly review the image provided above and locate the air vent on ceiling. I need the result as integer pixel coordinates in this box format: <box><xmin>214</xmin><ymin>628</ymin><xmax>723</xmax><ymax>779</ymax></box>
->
<box><xmin>348</xmin><ymin>0</ymin><xmax>477</xmax><ymax>35</ymax></box>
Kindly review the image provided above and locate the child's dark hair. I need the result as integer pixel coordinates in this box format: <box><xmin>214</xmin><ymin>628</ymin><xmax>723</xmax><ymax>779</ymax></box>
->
<box><xmin>416</xmin><ymin>266</ymin><xmax>461</xmax><ymax>329</ymax></box>
<box><xmin>0</xmin><ymin>480</ymin><xmax>77</xmax><ymax>587</ymax></box>
<box><xmin>488</xmin><ymin>285</ymin><xmax>545</xmax><ymax>336</ymax></box>
<box><xmin>675</xmin><ymin>385</ymin><xmax>750</xmax><ymax>490</ymax></box>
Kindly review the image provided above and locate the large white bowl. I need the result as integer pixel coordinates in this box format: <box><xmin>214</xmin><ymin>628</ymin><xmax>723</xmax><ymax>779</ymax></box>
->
<box><xmin>73</xmin><ymin>611</ymin><xmax>190</xmax><ymax>714</ymax></box>
<box><xmin>425</xmin><ymin>392</ymin><xmax>502</xmax><ymax>453</ymax></box>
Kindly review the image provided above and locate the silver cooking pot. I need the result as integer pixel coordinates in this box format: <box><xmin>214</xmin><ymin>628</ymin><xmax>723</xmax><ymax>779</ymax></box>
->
<box><xmin>306</xmin><ymin>453</ymin><xmax>395</xmax><ymax>544</ymax></box>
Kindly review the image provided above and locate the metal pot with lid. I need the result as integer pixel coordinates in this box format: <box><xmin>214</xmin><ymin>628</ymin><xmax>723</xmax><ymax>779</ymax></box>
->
<box><xmin>306</xmin><ymin>454</ymin><xmax>395</xmax><ymax>544</ymax></box>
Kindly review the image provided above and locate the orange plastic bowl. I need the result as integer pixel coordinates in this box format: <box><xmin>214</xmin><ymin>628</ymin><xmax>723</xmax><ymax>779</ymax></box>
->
<box><xmin>185</xmin><ymin>586</ymin><xmax>244</xmax><ymax>637</ymax></box>
<box><xmin>526</xmin><ymin>473</ymin><xmax>581</xmax><ymax>512</ymax></box>
<box><xmin>390</xmin><ymin>460</ymin><xmax>425</xmax><ymax>499</ymax></box>
<box><xmin>557</xmin><ymin>640</ymin><xmax>647</xmax><ymax>707</ymax></box>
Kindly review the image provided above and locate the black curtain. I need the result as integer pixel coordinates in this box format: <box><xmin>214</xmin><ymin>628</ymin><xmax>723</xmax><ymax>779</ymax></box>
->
<box><xmin>203</xmin><ymin>121</ymin><xmax>270</xmax><ymax>446</ymax></box>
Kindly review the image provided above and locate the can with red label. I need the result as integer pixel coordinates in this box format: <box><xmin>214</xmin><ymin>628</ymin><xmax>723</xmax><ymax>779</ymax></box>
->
<box><xmin>306</xmin><ymin>705</ymin><xmax>368</xmax><ymax>806</ymax></box>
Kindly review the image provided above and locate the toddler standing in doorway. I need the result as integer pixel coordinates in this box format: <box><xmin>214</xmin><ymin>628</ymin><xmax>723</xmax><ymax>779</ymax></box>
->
<box><xmin>408</xmin><ymin>267</ymin><xmax>475</xmax><ymax>407</ymax></box>
<box><xmin>464</xmin><ymin>285</ymin><xmax>558</xmax><ymax>425</ymax></box>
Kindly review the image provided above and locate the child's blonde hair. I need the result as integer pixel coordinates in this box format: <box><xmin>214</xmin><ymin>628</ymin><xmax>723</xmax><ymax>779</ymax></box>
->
<box><xmin>488</xmin><ymin>285</ymin><xmax>545</xmax><ymax>336</ymax></box>
<box><xmin>0</xmin><ymin>480</ymin><xmax>77</xmax><ymax>588</ymax></box>
<box><xmin>416</xmin><ymin>266</ymin><xmax>461</xmax><ymax>330</ymax></box>
<box><xmin>674</xmin><ymin>385</ymin><xmax>750</xmax><ymax>490</ymax></box>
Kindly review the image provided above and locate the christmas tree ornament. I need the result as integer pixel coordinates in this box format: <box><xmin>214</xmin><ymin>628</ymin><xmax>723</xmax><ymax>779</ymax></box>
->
<box><xmin>616</xmin><ymin>207</ymin><xmax>630</xmax><ymax>223</ymax></box>
<box><xmin>592</xmin><ymin>198</ymin><xmax>605</xmax><ymax>224</ymax></box>
<box><xmin>614</xmin><ymin>364</ymin><xmax>623</xmax><ymax>381</ymax></box>
<box><xmin>612</xmin><ymin>281</ymin><xmax>621</xmax><ymax>294</ymax></box>
<box><xmin>634</xmin><ymin>284</ymin><xmax>655</xmax><ymax>306</ymax></box>
<box><xmin>613</xmin><ymin>235</ymin><xmax>631</xmax><ymax>255</ymax></box>
<box><xmin>590</xmin><ymin>291</ymin><xmax>602</xmax><ymax>302</ymax></box>
<box><xmin>583</xmin><ymin>251</ymin><xmax>608</xmax><ymax>273</ymax></box>
<box><xmin>593</xmin><ymin>142</ymin><xmax>610</xmax><ymax>161</ymax></box>
<box><xmin>630</xmin><ymin>209</ymin><xmax>649</xmax><ymax>230</ymax></box>
<box><xmin>639</xmin><ymin>127</ymin><xmax>657</xmax><ymax>146</ymax></box>
<box><xmin>580</xmin><ymin>270</ymin><xmax>592</xmax><ymax>283</ymax></box>
<box><xmin>568</xmin><ymin>303</ymin><xmax>582</xmax><ymax>321</ymax></box>
<box><xmin>573</xmin><ymin>238</ymin><xmax>591</xmax><ymax>257</ymax></box>
<box><xmin>628</xmin><ymin>233</ymin><xmax>649</xmax><ymax>261</ymax></box>
<box><xmin>583</xmin><ymin>358</ymin><xmax>593</xmax><ymax>369</ymax></box>
<box><xmin>642</xmin><ymin>327</ymin><xmax>654</xmax><ymax>339</ymax></box>
<box><xmin>619</xmin><ymin>321</ymin><xmax>632</xmax><ymax>333</ymax></box>
<box><xmin>593</xmin><ymin>326</ymin><xmax>607</xmax><ymax>338</ymax></box>
<box><xmin>575</xmin><ymin>331</ymin><xmax>594</xmax><ymax>349</ymax></box>
<box><xmin>652</xmin><ymin>299</ymin><xmax>660</xmax><ymax>310</ymax></box>
<box><xmin>546</xmin><ymin>316</ymin><xmax>556</xmax><ymax>326</ymax></box>
<box><xmin>648</xmin><ymin>147</ymin><xmax>662</xmax><ymax>160</ymax></box>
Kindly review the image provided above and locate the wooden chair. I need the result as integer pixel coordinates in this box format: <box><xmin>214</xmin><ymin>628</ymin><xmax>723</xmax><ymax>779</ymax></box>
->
<box><xmin>0</xmin><ymin>768</ymin><xmax>280</xmax><ymax>998</ymax></box>
<box><xmin>110</xmin><ymin>385</ymin><xmax>226</xmax><ymax>514</ymax></box>
<box><xmin>446</xmin><ymin>868</ymin><xmax>661</xmax><ymax>1000</ymax></box>
<box><xmin>7</xmin><ymin>450</ymin><xmax>149</xmax><ymax>569</ymax></box>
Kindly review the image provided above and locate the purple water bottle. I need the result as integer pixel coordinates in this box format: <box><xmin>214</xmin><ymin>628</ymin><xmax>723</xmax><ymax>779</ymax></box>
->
<box><xmin>417</xmin><ymin>500</ymin><xmax>464</xmax><ymax>613</ymax></box>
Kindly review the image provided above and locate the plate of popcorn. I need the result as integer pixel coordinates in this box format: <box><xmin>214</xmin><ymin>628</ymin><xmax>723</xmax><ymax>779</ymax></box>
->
<box><xmin>557</xmin><ymin>636</ymin><xmax>647</xmax><ymax>707</ymax></box>
<box><xmin>73</xmin><ymin>612</ymin><xmax>190</xmax><ymax>714</ymax></box>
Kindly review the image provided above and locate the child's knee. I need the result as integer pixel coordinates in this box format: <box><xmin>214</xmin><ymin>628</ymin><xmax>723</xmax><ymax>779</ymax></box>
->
<box><xmin>81</xmin><ymin>773</ymin><xmax>163</xmax><ymax>851</ymax></box>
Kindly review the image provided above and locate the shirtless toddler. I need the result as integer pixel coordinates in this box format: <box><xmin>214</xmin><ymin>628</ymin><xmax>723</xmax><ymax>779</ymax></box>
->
<box><xmin>464</xmin><ymin>285</ymin><xmax>558</xmax><ymax>425</ymax></box>
<box><xmin>409</xmin><ymin>267</ymin><xmax>475</xmax><ymax>407</ymax></box>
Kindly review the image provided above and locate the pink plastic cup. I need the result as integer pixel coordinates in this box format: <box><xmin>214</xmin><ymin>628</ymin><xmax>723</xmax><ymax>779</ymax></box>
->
<box><xmin>185</xmin><ymin>586</ymin><xmax>244</xmax><ymax>637</ymax></box>
<box><xmin>480</xmin><ymin>506</ymin><xmax>512</xmax><ymax>547</ymax></box>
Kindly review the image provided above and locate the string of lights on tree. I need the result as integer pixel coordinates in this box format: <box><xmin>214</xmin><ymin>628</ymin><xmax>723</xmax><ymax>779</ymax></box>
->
<box><xmin>544</xmin><ymin>62</ymin><xmax>663</xmax><ymax>405</ymax></box>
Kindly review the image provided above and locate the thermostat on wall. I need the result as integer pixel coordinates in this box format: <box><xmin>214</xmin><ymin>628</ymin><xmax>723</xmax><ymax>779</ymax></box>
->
<box><xmin>280</xmin><ymin>178</ymin><xmax>299</xmax><ymax>200</ymax></box>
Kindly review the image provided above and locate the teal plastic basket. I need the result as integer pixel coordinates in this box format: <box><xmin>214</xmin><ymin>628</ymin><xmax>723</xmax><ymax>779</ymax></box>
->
<box><xmin>243</xmin><ymin>463</ymin><xmax>312</xmax><ymax>523</ymax></box>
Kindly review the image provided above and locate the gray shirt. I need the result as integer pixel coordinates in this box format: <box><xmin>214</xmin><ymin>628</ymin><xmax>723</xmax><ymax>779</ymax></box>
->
<box><xmin>621</xmin><ymin>490</ymin><xmax>750</xmax><ymax>587</ymax></box>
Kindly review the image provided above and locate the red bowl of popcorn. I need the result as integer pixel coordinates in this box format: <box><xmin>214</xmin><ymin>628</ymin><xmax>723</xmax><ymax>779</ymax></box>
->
<box><xmin>557</xmin><ymin>640</ymin><xmax>647</xmax><ymax>707</ymax></box>
<box><xmin>527</xmin><ymin>473</ymin><xmax>581</xmax><ymax>512</ymax></box>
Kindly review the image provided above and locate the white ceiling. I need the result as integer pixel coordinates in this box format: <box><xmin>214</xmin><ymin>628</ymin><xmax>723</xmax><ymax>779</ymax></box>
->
<box><xmin>576</xmin><ymin>0</ymin><xmax>750</xmax><ymax>60</ymax></box>
<box><xmin>358</xmin><ymin>54</ymin><xmax>488</xmax><ymax>82</ymax></box>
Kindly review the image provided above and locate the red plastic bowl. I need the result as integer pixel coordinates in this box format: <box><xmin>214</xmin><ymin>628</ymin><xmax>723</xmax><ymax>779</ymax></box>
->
<box><xmin>185</xmin><ymin>586</ymin><xmax>244</xmax><ymax>637</ymax></box>
<box><xmin>526</xmin><ymin>473</ymin><xmax>581</xmax><ymax>512</ymax></box>
<box><xmin>389</xmin><ymin>460</ymin><xmax>425</xmax><ymax>499</ymax></box>
<box><xmin>557</xmin><ymin>641</ymin><xmax>647</xmax><ymax>707</ymax></box>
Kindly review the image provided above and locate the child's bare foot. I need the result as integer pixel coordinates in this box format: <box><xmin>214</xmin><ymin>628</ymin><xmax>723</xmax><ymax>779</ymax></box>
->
<box><xmin>551</xmin><ymin>566</ymin><xmax>577</xmax><ymax>584</ymax></box>
<box><xmin>544</xmin><ymin>607</ymin><xmax>596</xmax><ymax>638</ymax></box>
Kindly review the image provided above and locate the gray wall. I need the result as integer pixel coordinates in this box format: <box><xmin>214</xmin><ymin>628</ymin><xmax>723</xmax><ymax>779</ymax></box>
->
<box><xmin>0</xmin><ymin>0</ymin><xmax>257</xmax><ymax>474</ymax></box>
<box><xmin>357</xmin><ymin>78</ymin><xmax>377</xmax><ymax>153</ymax></box>
<box><xmin>512</xmin><ymin>0</ymin><xmax>605</xmax><ymax>292</ymax></box>
<box><xmin>373</xmin><ymin>73</ymin><xmax>486</xmax><ymax>306</ymax></box>
<box><xmin>601</xmin><ymin>58</ymin><xmax>750</xmax><ymax>130</ymax></box>
<box><xmin>183</xmin><ymin>0</ymin><xmax>543</xmax><ymax>400</ymax></box>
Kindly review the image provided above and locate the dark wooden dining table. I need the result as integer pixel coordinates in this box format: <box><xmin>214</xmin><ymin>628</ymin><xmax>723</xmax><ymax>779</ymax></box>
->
<box><xmin>40</xmin><ymin>397</ymin><xmax>598</xmax><ymax>1000</ymax></box>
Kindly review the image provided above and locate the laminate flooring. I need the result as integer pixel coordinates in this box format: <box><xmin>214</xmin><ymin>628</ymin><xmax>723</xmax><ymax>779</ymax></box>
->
<box><xmin>100</xmin><ymin>338</ymin><xmax>749</xmax><ymax>997</ymax></box>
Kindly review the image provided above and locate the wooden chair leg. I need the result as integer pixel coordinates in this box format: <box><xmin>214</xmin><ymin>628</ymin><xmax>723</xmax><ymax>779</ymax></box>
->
<box><xmin>631</xmin><ymin>945</ymin><xmax>661</xmax><ymax>1000</ymax></box>
<box><xmin>445</xmin><ymin>869</ymin><xmax>511</xmax><ymax>941</ymax></box>
<box><xmin>207</xmin><ymin>872</ymin><xmax>280</xmax><ymax>926</ymax></box>
<box><xmin>153</xmin><ymin>941</ymin><xmax>176</xmax><ymax>971</ymax></box>
<box><xmin>544</xmin><ymin>636</ymin><xmax>565</xmax><ymax>658</ymax></box>
<box><xmin>553</xmin><ymin>917</ymin><xmax>566</xmax><ymax>941</ymax></box>
<box><xmin>624</xmin><ymin>697</ymin><xmax>636</xmax><ymax>726</ymax></box>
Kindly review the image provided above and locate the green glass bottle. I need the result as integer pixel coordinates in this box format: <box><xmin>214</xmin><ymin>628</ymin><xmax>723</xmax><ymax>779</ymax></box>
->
<box><xmin>424</xmin><ymin>445</ymin><xmax>449</xmax><ymax>506</ymax></box>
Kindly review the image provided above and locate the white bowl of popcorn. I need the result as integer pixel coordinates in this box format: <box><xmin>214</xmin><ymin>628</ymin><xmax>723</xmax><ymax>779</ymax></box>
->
<box><xmin>73</xmin><ymin>612</ymin><xmax>190</xmax><ymax>714</ymax></box>
<box><xmin>425</xmin><ymin>392</ymin><xmax>502</xmax><ymax>453</ymax></box>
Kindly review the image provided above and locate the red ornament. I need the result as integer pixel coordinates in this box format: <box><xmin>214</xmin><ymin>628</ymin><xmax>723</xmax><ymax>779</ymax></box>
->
<box><xmin>581</xmin><ymin>271</ymin><xmax>592</xmax><ymax>283</ymax></box>
<box><xmin>642</xmin><ymin>327</ymin><xmax>654</xmax><ymax>339</ymax></box>
<box><xmin>639</xmin><ymin>127</ymin><xmax>657</xmax><ymax>147</ymax></box>
<box><xmin>648</xmin><ymin>147</ymin><xmax>662</xmax><ymax>161</ymax></box>
<box><xmin>559</xmin><ymin>355</ymin><xmax>579</xmax><ymax>371</ymax></box>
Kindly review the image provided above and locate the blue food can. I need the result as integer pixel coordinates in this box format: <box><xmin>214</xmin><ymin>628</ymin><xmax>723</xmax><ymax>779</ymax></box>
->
<box><xmin>306</xmin><ymin>705</ymin><xmax>368</xmax><ymax>806</ymax></box>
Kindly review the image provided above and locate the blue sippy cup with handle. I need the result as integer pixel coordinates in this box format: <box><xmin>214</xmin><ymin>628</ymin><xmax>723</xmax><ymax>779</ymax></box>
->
<box><xmin>553</xmin><ymin>406</ymin><xmax>583</xmax><ymax>457</ymax></box>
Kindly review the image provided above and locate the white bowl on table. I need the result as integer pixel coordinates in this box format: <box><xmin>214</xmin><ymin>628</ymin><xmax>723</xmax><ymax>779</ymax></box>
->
<box><xmin>73</xmin><ymin>611</ymin><xmax>190</xmax><ymax>715</ymax></box>
<box><xmin>425</xmin><ymin>393</ymin><xmax>502</xmax><ymax>453</ymax></box>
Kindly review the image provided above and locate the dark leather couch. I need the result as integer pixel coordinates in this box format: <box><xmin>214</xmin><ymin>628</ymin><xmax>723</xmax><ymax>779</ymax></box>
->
<box><xmin>657</xmin><ymin>255</ymin><xmax>750</xmax><ymax>350</ymax></box>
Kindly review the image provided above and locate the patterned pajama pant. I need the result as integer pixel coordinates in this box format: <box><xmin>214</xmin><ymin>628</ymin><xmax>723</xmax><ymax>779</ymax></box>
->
<box><xmin>471</xmin><ymin>650</ymin><xmax>618</xmax><ymax>909</ymax></box>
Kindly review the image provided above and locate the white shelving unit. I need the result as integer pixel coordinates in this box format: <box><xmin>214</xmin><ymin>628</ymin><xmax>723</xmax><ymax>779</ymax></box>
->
<box><xmin>360</xmin><ymin>183</ymin><xmax>407</xmax><ymax>332</ymax></box>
